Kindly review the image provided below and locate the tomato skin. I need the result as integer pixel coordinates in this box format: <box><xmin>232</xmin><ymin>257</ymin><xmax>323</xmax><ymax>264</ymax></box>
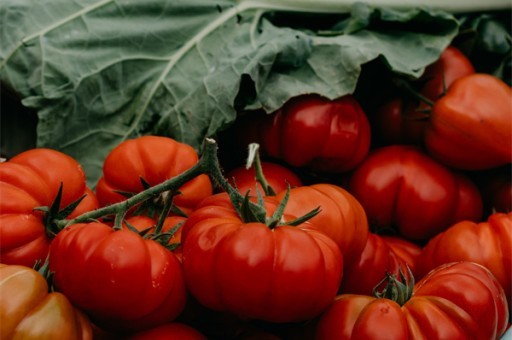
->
<box><xmin>48</xmin><ymin>222</ymin><xmax>187</xmax><ymax>333</ymax></box>
<box><xmin>95</xmin><ymin>136</ymin><xmax>212</xmax><ymax>215</ymax></box>
<box><xmin>0</xmin><ymin>148</ymin><xmax>99</xmax><ymax>267</ymax></box>
<box><xmin>181</xmin><ymin>194</ymin><xmax>343</xmax><ymax>323</ymax></box>
<box><xmin>275</xmin><ymin>184</ymin><xmax>369</xmax><ymax>268</ymax></box>
<box><xmin>339</xmin><ymin>233</ymin><xmax>419</xmax><ymax>296</ymax></box>
<box><xmin>227</xmin><ymin>161</ymin><xmax>302</xmax><ymax>196</ymax></box>
<box><xmin>372</xmin><ymin>46</ymin><xmax>475</xmax><ymax>145</ymax></box>
<box><xmin>419</xmin><ymin>212</ymin><xmax>512</xmax><ymax>308</ymax></box>
<box><xmin>425</xmin><ymin>73</ymin><xmax>512</xmax><ymax>170</ymax></box>
<box><xmin>315</xmin><ymin>262</ymin><xmax>509</xmax><ymax>340</ymax></box>
<box><xmin>237</xmin><ymin>94</ymin><xmax>371</xmax><ymax>173</ymax></box>
<box><xmin>349</xmin><ymin>145</ymin><xmax>482</xmax><ymax>241</ymax></box>
<box><xmin>127</xmin><ymin>323</ymin><xmax>207</xmax><ymax>340</ymax></box>
<box><xmin>381</xmin><ymin>235</ymin><xmax>422</xmax><ymax>277</ymax></box>
<box><xmin>0</xmin><ymin>263</ymin><xmax>92</xmax><ymax>340</ymax></box>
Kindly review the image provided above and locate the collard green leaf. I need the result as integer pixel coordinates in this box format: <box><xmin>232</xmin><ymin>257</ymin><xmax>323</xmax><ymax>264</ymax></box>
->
<box><xmin>0</xmin><ymin>0</ymin><xmax>459</xmax><ymax>186</ymax></box>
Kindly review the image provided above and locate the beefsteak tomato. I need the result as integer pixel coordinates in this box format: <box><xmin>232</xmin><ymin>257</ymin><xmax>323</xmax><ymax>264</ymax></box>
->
<box><xmin>95</xmin><ymin>136</ymin><xmax>212</xmax><ymax>216</ymax></box>
<box><xmin>181</xmin><ymin>192</ymin><xmax>343</xmax><ymax>323</ymax></box>
<box><xmin>372</xmin><ymin>46</ymin><xmax>475</xmax><ymax>145</ymax></box>
<box><xmin>235</xmin><ymin>94</ymin><xmax>371</xmax><ymax>173</ymax></box>
<box><xmin>419</xmin><ymin>212</ymin><xmax>512</xmax><ymax>309</ymax></box>
<box><xmin>48</xmin><ymin>221</ymin><xmax>187</xmax><ymax>333</ymax></box>
<box><xmin>315</xmin><ymin>262</ymin><xmax>509</xmax><ymax>339</ymax></box>
<box><xmin>349</xmin><ymin>145</ymin><xmax>482</xmax><ymax>241</ymax></box>
<box><xmin>424</xmin><ymin>73</ymin><xmax>512</xmax><ymax>170</ymax></box>
<box><xmin>0</xmin><ymin>148</ymin><xmax>99</xmax><ymax>267</ymax></box>
<box><xmin>0</xmin><ymin>263</ymin><xmax>92</xmax><ymax>339</ymax></box>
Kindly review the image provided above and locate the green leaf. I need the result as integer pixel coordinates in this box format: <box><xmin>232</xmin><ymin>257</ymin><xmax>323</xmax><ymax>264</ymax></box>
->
<box><xmin>0</xmin><ymin>0</ymin><xmax>459</xmax><ymax>187</ymax></box>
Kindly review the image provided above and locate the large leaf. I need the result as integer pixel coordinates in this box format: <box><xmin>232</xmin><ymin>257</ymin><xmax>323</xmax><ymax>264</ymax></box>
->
<box><xmin>0</xmin><ymin>0</ymin><xmax>459</xmax><ymax>186</ymax></box>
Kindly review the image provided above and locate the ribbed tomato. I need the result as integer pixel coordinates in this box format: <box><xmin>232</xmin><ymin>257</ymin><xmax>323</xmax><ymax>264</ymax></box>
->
<box><xmin>181</xmin><ymin>192</ymin><xmax>343</xmax><ymax>323</ymax></box>
<box><xmin>49</xmin><ymin>222</ymin><xmax>187</xmax><ymax>333</ymax></box>
<box><xmin>0</xmin><ymin>263</ymin><xmax>92</xmax><ymax>339</ymax></box>
<box><xmin>315</xmin><ymin>262</ymin><xmax>509</xmax><ymax>339</ymax></box>
<box><xmin>349</xmin><ymin>145</ymin><xmax>482</xmax><ymax>241</ymax></box>
<box><xmin>419</xmin><ymin>212</ymin><xmax>512</xmax><ymax>308</ymax></box>
<box><xmin>0</xmin><ymin>148</ymin><xmax>99</xmax><ymax>267</ymax></box>
<box><xmin>95</xmin><ymin>136</ymin><xmax>212</xmax><ymax>216</ymax></box>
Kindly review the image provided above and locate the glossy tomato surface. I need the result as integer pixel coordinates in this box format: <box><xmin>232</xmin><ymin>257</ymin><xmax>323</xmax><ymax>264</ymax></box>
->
<box><xmin>425</xmin><ymin>73</ymin><xmax>512</xmax><ymax>170</ymax></box>
<box><xmin>49</xmin><ymin>222</ymin><xmax>187</xmax><ymax>333</ymax></box>
<box><xmin>315</xmin><ymin>262</ymin><xmax>509</xmax><ymax>339</ymax></box>
<box><xmin>181</xmin><ymin>192</ymin><xmax>343</xmax><ymax>323</ymax></box>
<box><xmin>0</xmin><ymin>148</ymin><xmax>98</xmax><ymax>267</ymax></box>
<box><xmin>349</xmin><ymin>145</ymin><xmax>482</xmax><ymax>241</ymax></box>
<box><xmin>0</xmin><ymin>264</ymin><xmax>92</xmax><ymax>340</ymax></box>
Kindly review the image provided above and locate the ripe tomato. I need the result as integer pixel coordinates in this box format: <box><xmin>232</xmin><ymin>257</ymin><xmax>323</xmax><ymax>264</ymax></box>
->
<box><xmin>0</xmin><ymin>263</ymin><xmax>92</xmax><ymax>339</ymax></box>
<box><xmin>339</xmin><ymin>233</ymin><xmax>421</xmax><ymax>296</ymax></box>
<box><xmin>315</xmin><ymin>262</ymin><xmax>509</xmax><ymax>339</ymax></box>
<box><xmin>235</xmin><ymin>94</ymin><xmax>371</xmax><ymax>173</ymax></box>
<box><xmin>127</xmin><ymin>323</ymin><xmax>206</xmax><ymax>340</ymax></box>
<box><xmin>95</xmin><ymin>136</ymin><xmax>212</xmax><ymax>216</ymax></box>
<box><xmin>419</xmin><ymin>212</ymin><xmax>512</xmax><ymax>309</ymax></box>
<box><xmin>381</xmin><ymin>235</ymin><xmax>422</xmax><ymax>277</ymax></box>
<box><xmin>0</xmin><ymin>148</ymin><xmax>99</xmax><ymax>267</ymax></box>
<box><xmin>425</xmin><ymin>73</ymin><xmax>512</xmax><ymax>170</ymax></box>
<box><xmin>275</xmin><ymin>183</ymin><xmax>369</xmax><ymax>268</ymax></box>
<box><xmin>372</xmin><ymin>46</ymin><xmax>475</xmax><ymax>145</ymax></box>
<box><xmin>181</xmin><ymin>193</ymin><xmax>343</xmax><ymax>323</ymax></box>
<box><xmin>227</xmin><ymin>161</ymin><xmax>302</xmax><ymax>196</ymax></box>
<box><xmin>349</xmin><ymin>145</ymin><xmax>482</xmax><ymax>241</ymax></box>
<box><xmin>48</xmin><ymin>222</ymin><xmax>187</xmax><ymax>333</ymax></box>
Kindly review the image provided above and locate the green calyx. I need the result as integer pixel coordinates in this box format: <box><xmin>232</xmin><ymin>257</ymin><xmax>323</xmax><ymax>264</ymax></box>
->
<box><xmin>373</xmin><ymin>266</ymin><xmax>415</xmax><ymax>306</ymax></box>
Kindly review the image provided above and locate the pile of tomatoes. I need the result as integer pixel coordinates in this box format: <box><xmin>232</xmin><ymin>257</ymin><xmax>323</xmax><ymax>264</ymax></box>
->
<box><xmin>1</xmin><ymin>46</ymin><xmax>511</xmax><ymax>339</ymax></box>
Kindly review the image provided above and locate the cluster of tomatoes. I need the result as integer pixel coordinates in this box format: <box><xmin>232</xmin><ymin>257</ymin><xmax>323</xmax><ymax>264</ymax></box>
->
<box><xmin>1</xmin><ymin>45</ymin><xmax>511</xmax><ymax>339</ymax></box>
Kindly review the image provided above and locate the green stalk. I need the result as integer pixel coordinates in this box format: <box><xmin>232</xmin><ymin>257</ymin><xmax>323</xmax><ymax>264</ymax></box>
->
<box><xmin>55</xmin><ymin>138</ymin><xmax>247</xmax><ymax>229</ymax></box>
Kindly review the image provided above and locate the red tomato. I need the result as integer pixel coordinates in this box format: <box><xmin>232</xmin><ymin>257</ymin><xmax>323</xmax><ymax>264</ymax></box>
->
<box><xmin>315</xmin><ymin>262</ymin><xmax>509</xmax><ymax>339</ymax></box>
<box><xmin>425</xmin><ymin>73</ymin><xmax>512</xmax><ymax>170</ymax></box>
<box><xmin>419</xmin><ymin>212</ymin><xmax>512</xmax><ymax>309</ymax></box>
<box><xmin>0</xmin><ymin>264</ymin><xmax>93</xmax><ymax>339</ymax></box>
<box><xmin>95</xmin><ymin>136</ymin><xmax>212</xmax><ymax>216</ymax></box>
<box><xmin>48</xmin><ymin>222</ymin><xmax>187</xmax><ymax>333</ymax></box>
<box><xmin>236</xmin><ymin>94</ymin><xmax>371</xmax><ymax>173</ymax></box>
<box><xmin>339</xmin><ymin>233</ymin><xmax>421</xmax><ymax>296</ymax></box>
<box><xmin>0</xmin><ymin>148</ymin><xmax>99</xmax><ymax>267</ymax></box>
<box><xmin>349</xmin><ymin>145</ymin><xmax>482</xmax><ymax>241</ymax></box>
<box><xmin>372</xmin><ymin>46</ymin><xmax>475</xmax><ymax>145</ymax></box>
<box><xmin>181</xmin><ymin>193</ymin><xmax>343</xmax><ymax>323</ymax></box>
<box><xmin>275</xmin><ymin>183</ymin><xmax>369</xmax><ymax>268</ymax></box>
<box><xmin>381</xmin><ymin>235</ymin><xmax>422</xmax><ymax>277</ymax></box>
<box><xmin>127</xmin><ymin>323</ymin><xmax>206</xmax><ymax>340</ymax></box>
<box><xmin>227</xmin><ymin>161</ymin><xmax>302</xmax><ymax>196</ymax></box>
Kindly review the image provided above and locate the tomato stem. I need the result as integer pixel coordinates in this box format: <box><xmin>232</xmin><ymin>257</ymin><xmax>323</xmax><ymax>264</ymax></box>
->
<box><xmin>55</xmin><ymin>139</ymin><xmax>256</xmax><ymax>229</ymax></box>
<box><xmin>246</xmin><ymin>143</ymin><xmax>276</xmax><ymax>196</ymax></box>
